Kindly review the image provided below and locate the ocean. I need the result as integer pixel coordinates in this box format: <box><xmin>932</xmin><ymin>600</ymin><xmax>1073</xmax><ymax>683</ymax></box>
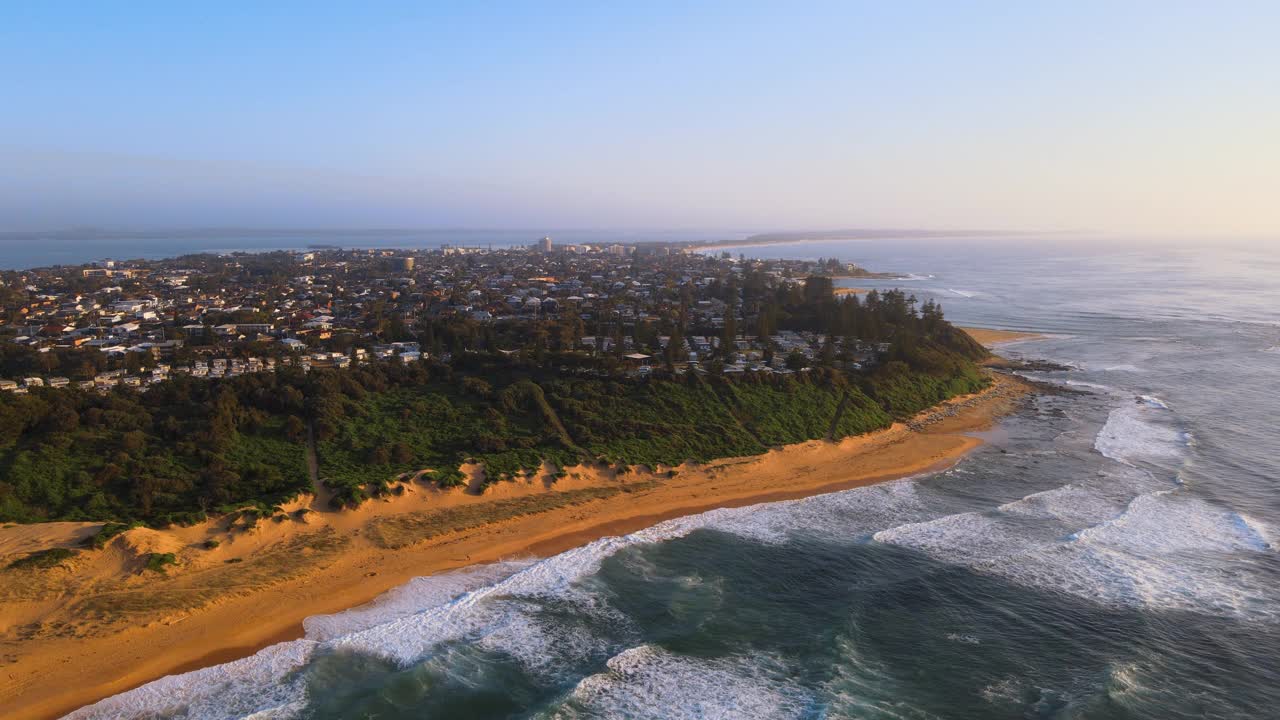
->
<box><xmin>66</xmin><ymin>238</ymin><xmax>1280</xmax><ymax>719</ymax></box>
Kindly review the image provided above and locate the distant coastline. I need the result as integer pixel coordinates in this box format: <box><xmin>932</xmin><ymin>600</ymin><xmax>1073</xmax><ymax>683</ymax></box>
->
<box><xmin>682</xmin><ymin>227</ymin><xmax>1027</xmax><ymax>253</ymax></box>
<box><xmin>0</xmin><ymin>227</ymin><xmax>1031</xmax><ymax>271</ymax></box>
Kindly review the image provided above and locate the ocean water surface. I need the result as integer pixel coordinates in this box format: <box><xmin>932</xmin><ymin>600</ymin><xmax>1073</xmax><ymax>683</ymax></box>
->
<box><xmin>68</xmin><ymin>239</ymin><xmax>1280</xmax><ymax>719</ymax></box>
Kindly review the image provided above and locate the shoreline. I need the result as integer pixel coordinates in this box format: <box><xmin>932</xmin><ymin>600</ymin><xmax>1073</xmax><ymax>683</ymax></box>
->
<box><xmin>3</xmin><ymin>371</ymin><xmax>1034</xmax><ymax>719</ymax></box>
<box><xmin>958</xmin><ymin>326</ymin><xmax>1046</xmax><ymax>346</ymax></box>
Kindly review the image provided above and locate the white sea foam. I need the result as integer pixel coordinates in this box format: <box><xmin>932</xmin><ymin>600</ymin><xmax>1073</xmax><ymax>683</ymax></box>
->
<box><xmin>64</xmin><ymin>639</ymin><xmax>317</xmax><ymax>720</ymax></box>
<box><xmin>1138</xmin><ymin>394</ymin><xmax>1169</xmax><ymax>409</ymax></box>
<box><xmin>997</xmin><ymin>484</ymin><xmax>1127</xmax><ymax>527</ymax></box>
<box><xmin>876</xmin><ymin>488</ymin><xmax>1278</xmax><ymax>619</ymax></box>
<box><xmin>1074</xmin><ymin>492</ymin><xmax>1274</xmax><ymax>554</ymax></box>
<box><xmin>1240</xmin><ymin>514</ymin><xmax>1278</xmax><ymax>550</ymax></box>
<box><xmin>874</xmin><ymin>512</ymin><xmax>1027</xmax><ymax>568</ymax></box>
<box><xmin>822</xmin><ymin>634</ymin><xmax>940</xmax><ymax>718</ymax></box>
<box><xmin>691</xmin><ymin>477</ymin><xmax>931</xmax><ymax>545</ymax></box>
<box><xmin>1061</xmin><ymin>379</ymin><xmax>1115</xmax><ymax>392</ymax></box>
<box><xmin>980</xmin><ymin>675</ymin><xmax>1026</xmax><ymax>705</ymax></box>
<box><xmin>1093</xmin><ymin>402</ymin><xmax>1187</xmax><ymax>465</ymax></box>
<box><xmin>304</xmin><ymin>559</ymin><xmax>535</xmax><ymax>642</ymax></box>
<box><xmin>327</xmin><ymin>538</ymin><xmax>642</xmax><ymax>667</ymax></box>
<box><xmin>548</xmin><ymin>645</ymin><xmax>809</xmax><ymax>720</ymax></box>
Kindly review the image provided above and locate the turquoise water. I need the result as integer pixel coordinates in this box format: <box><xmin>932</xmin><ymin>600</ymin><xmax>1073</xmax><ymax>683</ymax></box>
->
<box><xmin>67</xmin><ymin>239</ymin><xmax>1280</xmax><ymax>719</ymax></box>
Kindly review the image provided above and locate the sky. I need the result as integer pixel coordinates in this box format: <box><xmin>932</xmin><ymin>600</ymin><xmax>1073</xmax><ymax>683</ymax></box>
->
<box><xmin>2</xmin><ymin>1</ymin><xmax>1278</xmax><ymax>239</ymax></box>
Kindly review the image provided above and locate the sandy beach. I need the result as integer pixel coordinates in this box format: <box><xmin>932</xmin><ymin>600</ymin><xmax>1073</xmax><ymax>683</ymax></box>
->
<box><xmin>958</xmin><ymin>326</ymin><xmax>1045</xmax><ymax>346</ymax></box>
<box><xmin>1</xmin><ymin>345</ymin><xmax>1035</xmax><ymax>719</ymax></box>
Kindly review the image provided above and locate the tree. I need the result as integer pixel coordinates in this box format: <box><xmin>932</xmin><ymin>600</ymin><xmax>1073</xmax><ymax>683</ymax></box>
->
<box><xmin>284</xmin><ymin>415</ymin><xmax>307</xmax><ymax>443</ymax></box>
<box><xmin>819</xmin><ymin>336</ymin><xmax>836</xmax><ymax>368</ymax></box>
<box><xmin>121</xmin><ymin>430</ymin><xmax>147</xmax><ymax>455</ymax></box>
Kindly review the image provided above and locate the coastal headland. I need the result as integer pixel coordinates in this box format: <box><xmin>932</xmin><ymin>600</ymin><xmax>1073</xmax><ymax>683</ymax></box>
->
<box><xmin>1</xmin><ymin>330</ymin><xmax>1037</xmax><ymax>719</ymax></box>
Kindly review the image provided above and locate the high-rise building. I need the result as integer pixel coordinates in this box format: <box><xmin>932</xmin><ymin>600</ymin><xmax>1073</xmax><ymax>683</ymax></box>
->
<box><xmin>538</xmin><ymin>236</ymin><xmax>553</xmax><ymax>252</ymax></box>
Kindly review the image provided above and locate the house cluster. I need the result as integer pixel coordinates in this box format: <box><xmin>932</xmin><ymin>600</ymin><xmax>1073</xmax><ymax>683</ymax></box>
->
<box><xmin>578</xmin><ymin>330</ymin><xmax>889</xmax><ymax>376</ymax></box>
<box><xmin>0</xmin><ymin>241</ymin><xmax>887</xmax><ymax>390</ymax></box>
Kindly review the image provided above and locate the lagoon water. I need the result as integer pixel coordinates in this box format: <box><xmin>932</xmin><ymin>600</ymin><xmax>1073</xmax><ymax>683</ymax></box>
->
<box><xmin>68</xmin><ymin>239</ymin><xmax>1280</xmax><ymax>719</ymax></box>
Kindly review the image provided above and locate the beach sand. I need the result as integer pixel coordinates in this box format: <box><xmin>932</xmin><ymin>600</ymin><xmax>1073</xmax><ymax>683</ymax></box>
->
<box><xmin>959</xmin><ymin>326</ymin><xmax>1045</xmax><ymax>346</ymax></box>
<box><xmin>1</xmin><ymin>369</ymin><xmax>1033</xmax><ymax>720</ymax></box>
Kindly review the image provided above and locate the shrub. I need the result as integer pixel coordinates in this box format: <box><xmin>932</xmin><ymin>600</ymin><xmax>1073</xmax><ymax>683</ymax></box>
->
<box><xmin>157</xmin><ymin>511</ymin><xmax>208</xmax><ymax>528</ymax></box>
<box><xmin>328</xmin><ymin>484</ymin><xmax>368</xmax><ymax>509</ymax></box>
<box><xmin>145</xmin><ymin>552</ymin><xmax>178</xmax><ymax>573</ymax></box>
<box><xmin>85</xmin><ymin>521</ymin><xmax>144</xmax><ymax>549</ymax></box>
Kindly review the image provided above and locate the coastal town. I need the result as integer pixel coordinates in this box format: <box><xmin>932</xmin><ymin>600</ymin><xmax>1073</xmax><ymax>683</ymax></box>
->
<box><xmin>0</xmin><ymin>238</ymin><xmax>894</xmax><ymax>392</ymax></box>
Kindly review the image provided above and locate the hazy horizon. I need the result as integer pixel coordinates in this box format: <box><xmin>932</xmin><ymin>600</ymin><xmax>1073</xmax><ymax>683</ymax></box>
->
<box><xmin>3</xmin><ymin>3</ymin><xmax>1278</xmax><ymax>241</ymax></box>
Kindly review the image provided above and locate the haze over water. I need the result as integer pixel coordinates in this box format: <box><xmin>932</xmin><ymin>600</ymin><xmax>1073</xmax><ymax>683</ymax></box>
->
<box><xmin>69</xmin><ymin>237</ymin><xmax>1280</xmax><ymax>719</ymax></box>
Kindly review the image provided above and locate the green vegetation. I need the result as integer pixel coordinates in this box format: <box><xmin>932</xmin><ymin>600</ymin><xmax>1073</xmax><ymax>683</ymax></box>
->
<box><xmin>7</xmin><ymin>547</ymin><xmax>77</xmax><ymax>570</ymax></box>
<box><xmin>0</xmin><ymin>287</ymin><xmax>988</xmax><ymax>525</ymax></box>
<box><xmin>84</xmin><ymin>521</ymin><xmax>144</xmax><ymax>549</ymax></box>
<box><xmin>144</xmin><ymin>552</ymin><xmax>178</xmax><ymax>573</ymax></box>
<box><xmin>0</xmin><ymin>371</ymin><xmax>310</xmax><ymax>524</ymax></box>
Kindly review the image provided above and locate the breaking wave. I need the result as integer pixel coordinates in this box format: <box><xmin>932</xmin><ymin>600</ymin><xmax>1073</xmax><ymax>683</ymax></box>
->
<box><xmin>1093</xmin><ymin>398</ymin><xmax>1189</xmax><ymax>466</ymax></box>
<box><xmin>304</xmin><ymin>560</ymin><xmax>535</xmax><ymax>642</ymax></box>
<box><xmin>64</xmin><ymin>640</ymin><xmax>316</xmax><ymax>720</ymax></box>
<box><xmin>545</xmin><ymin>645</ymin><xmax>809</xmax><ymax>719</ymax></box>
<box><xmin>874</xmin><ymin>490</ymin><xmax>1277</xmax><ymax>618</ymax></box>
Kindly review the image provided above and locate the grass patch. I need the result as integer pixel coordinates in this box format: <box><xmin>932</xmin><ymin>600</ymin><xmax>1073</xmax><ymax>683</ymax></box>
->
<box><xmin>144</xmin><ymin>552</ymin><xmax>178</xmax><ymax>573</ymax></box>
<box><xmin>84</xmin><ymin>521</ymin><xmax>145</xmax><ymax>549</ymax></box>
<box><xmin>7</xmin><ymin>547</ymin><xmax>78</xmax><ymax>570</ymax></box>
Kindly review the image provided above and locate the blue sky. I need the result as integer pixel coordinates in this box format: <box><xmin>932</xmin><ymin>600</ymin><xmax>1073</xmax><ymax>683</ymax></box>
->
<box><xmin>2</xmin><ymin>2</ymin><xmax>1277</xmax><ymax>237</ymax></box>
